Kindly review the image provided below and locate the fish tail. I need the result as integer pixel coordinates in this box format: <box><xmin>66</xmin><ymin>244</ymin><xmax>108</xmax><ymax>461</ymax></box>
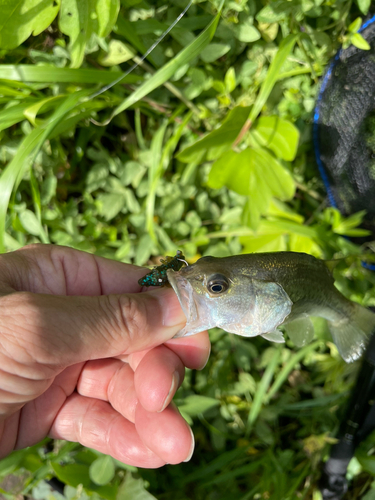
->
<box><xmin>328</xmin><ymin>304</ymin><xmax>375</xmax><ymax>362</ymax></box>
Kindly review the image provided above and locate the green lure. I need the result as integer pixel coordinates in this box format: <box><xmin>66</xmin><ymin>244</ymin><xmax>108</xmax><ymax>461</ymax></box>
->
<box><xmin>138</xmin><ymin>250</ymin><xmax>187</xmax><ymax>287</ymax></box>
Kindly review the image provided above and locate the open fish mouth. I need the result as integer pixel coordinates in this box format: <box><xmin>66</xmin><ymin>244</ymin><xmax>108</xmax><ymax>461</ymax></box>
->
<box><xmin>167</xmin><ymin>270</ymin><xmax>192</xmax><ymax>318</ymax></box>
<box><xmin>167</xmin><ymin>269</ymin><xmax>204</xmax><ymax>338</ymax></box>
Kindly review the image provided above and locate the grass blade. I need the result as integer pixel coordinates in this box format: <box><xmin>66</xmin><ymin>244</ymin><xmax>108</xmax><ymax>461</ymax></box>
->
<box><xmin>0</xmin><ymin>99</ymin><xmax>38</xmax><ymax>131</ymax></box>
<box><xmin>146</xmin><ymin>121</ymin><xmax>168</xmax><ymax>244</ymax></box>
<box><xmin>0</xmin><ymin>89</ymin><xmax>91</xmax><ymax>252</ymax></box>
<box><xmin>246</xmin><ymin>347</ymin><xmax>281</xmax><ymax>435</ymax></box>
<box><xmin>145</xmin><ymin>111</ymin><xmax>193</xmax><ymax>245</ymax></box>
<box><xmin>248</xmin><ymin>34</ymin><xmax>298</xmax><ymax>124</ymax></box>
<box><xmin>0</xmin><ymin>127</ymin><xmax>45</xmax><ymax>252</ymax></box>
<box><xmin>111</xmin><ymin>4</ymin><xmax>223</xmax><ymax>119</ymax></box>
<box><xmin>233</xmin><ymin>34</ymin><xmax>298</xmax><ymax>147</ymax></box>
<box><xmin>0</xmin><ymin>65</ymin><xmax>141</xmax><ymax>84</ymax></box>
<box><xmin>266</xmin><ymin>340</ymin><xmax>321</xmax><ymax>403</ymax></box>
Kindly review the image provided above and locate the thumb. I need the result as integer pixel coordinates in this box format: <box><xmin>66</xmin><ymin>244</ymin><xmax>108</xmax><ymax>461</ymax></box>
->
<box><xmin>0</xmin><ymin>287</ymin><xmax>186</xmax><ymax>369</ymax></box>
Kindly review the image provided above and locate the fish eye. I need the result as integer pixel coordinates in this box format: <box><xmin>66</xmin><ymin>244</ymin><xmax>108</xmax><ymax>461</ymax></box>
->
<box><xmin>207</xmin><ymin>274</ymin><xmax>229</xmax><ymax>294</ymax></box>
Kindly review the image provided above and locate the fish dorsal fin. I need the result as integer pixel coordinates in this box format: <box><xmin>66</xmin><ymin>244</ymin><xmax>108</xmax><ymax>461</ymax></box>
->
<box><xmin>219</xmin><ymin>279</ymin><xmax>292</xmax><ymax>338</ymax></box>
<box><xmin>284</xmin><ymin>316</ymin><xmax>315</xmax><ymax>347</ymax></box>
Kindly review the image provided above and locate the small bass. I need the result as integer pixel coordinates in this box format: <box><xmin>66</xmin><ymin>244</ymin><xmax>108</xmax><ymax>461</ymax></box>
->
<box><xmin>167</xmin><ymin>252</ymin><xmax>375</xmax><ymax>363</ymax></box>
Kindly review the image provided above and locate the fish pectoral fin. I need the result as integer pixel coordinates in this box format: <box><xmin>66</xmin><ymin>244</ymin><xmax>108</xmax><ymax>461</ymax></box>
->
<box><xmin>284</xmin><ymin>316</ymin><xmax>315</xmax><ymax>347</ymax></box>
<box><xmin>261</xmin><ymin>330</ymin><xmax>285</xmax><ymax>343</ymax></box>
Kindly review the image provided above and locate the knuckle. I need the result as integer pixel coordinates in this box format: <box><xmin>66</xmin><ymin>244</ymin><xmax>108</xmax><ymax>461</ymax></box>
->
<box><xmin>101</xmin><ymin>294</ymin><xmax>151</xmax><ymax>346</ymax></box>
<box><xmin>117</xmin><ymin>294</ymin><xmax>149</xmax><ymax>341</ymax></box>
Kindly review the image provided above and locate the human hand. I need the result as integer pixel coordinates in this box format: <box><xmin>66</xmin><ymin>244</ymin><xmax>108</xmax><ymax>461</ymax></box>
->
<box><xmin>0</xmin><ymin>244</ymin><xmax>210</xmax><ymax>468</ymax></box>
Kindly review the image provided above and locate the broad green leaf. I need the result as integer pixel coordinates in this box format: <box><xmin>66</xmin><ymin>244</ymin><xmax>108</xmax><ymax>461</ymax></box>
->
<box><xmin>89</xmin><ymin>456</ymin><xmax>115</xmax><ymax>485</ymax></box>
<box><xmin>86</xmin><ymin>164</ymin><xmax>109</xmax><ymax>192</ymax></box>
<box><xmin>52</xmin><ymin>463</ymin><xmax>91</xmax><ymax>488</ymax></box>
<box><xmin>4</xmin><ymin>233</ymin><xmax>23</xmax><ymax>251</ymax></box>
<box><xmin>117</xmin><ymin>472</ymin><xmax>158</xmax><ymax>500</ymax></box>
<box><xmin>208</xmin><ymin>148</ymin><xmax>295</xmax><ymax>199</ymax></box>
<box><xmin>268</xmin><ymin>199</ymin><xmax>304</xmax><ymax>223</ymax></box>
<box><xmin>224</xmin><ymin>67</ymin><xmax>236</xmax><ymax>93</ymax></box>
<box><xmin>241</xmin><ymin>232</ymin><xmax>287</xmax><ymax>253</ymax></box>
<box><xmin>98</xmin><ymin>40</ymin><xmax>136</xmax><ymax>66</ymax></box>
<box><xmin>348</xmin><ymin>17</ymin><xmax>362</xmax><ymax>33</ymax></box>
<box><xmin>252</xmin><ymin>116</ymin><xmax>300</xmax><ymax>161</ymax></box>
<box><xmin>289</xmin><ymin>234</ymin><xmax>322</xmax><ymax>256</ymax></box>
<box><xmin>177</xmin><ymin>395</ymin><xmax>220</xmax><ymax>417</ymax></box>
<box><xmin>248</xmin><ymin>34</ymin><xmax>298</xmax><ymax>124</ymax></box>
<box><xmin>357</xmin><ymin>453</ymin><xmax>375</xmax><ymax>475</ymax></box>
<box><xmin>262</xmin><ymin>218</ymin><xmax>319</xmax><ymax>238</ymax></box>
<box><xmin>18</xmin><ymin>209</ymin><xmax>45</xmax><ymax>238</ymax></box>
<box><xmin>331</xmin><ymin>209</ymin><xmax>371</xmax><ymax>236</ymax></box>
<box><xmin>96</xmin><ymin>0</ymin><xmax>120</xmax><ymax>37</ymax></box>
<box><xmin>0</xmin><ymin>0</ymin><xmax>61</xmax><ymax>50</ymax></box>
<box><xmin>234</xmin><ymin>18</ymin><xmax>261</xmax><ymax>43</ymax></box>
<box><xmin>240</xmin><ymin>217</ymin><xmax>319</xmax><ymax>251</ymax></box>
<box><xmin>258</xmin><ymin>22</ymin><xmax>279</xmax><ymax>42</ymax></box>
<box><xmin>356</xmin><ymin>0</ymin><xmax>371</xmax><ymax>14</ymax></box>
<box><xmin>0</xmin><ymin>65</ymin><xmax>141</xmax><ymax>84</ymax></box>
<box><xmin>176</xmin><ymin>106</ymin><xmax>251</xmax><ymax>163</ymax></box>
<box><xmin>200</xmin><ymin>43</ymin><xmax>231</xmax><ymax>63</ymax></box>
<box><xmin>0</xmin><ymin>448</ymin><xmax>29</xmax><ymax>475</ymax></box>
<box><xmin>111</xmin><ymin>5</ymin><xmax>223</xmax><ymax>119</ymax></box>
<box><xmin>241</xmin><ymin>195</ymin><xmax>268</xmax><ymax>231</ymax></box>
<box><xmin>351</xmin><ymin>33</ymin><xmax>370</xmax><ymax>50</ymax></box>
<box><xmin>41</xmin><ymin>175</ymin><xmax>57</xmax><ymax>204</ymax></box>
<box><xmin>59</xmin><ymin>0</ymin><xmax>120</xmax><ymax>68</ymax></box>
<box><xmin>256</xmin><ymin>4</ymin><xmax>287</xmax><ymax>23</ymax></box>
<box><xmin>51</xmin><ymin>462</ymin><xmax>117</xmax><ymax>499</ymax></box>
<box><xmin>209</xmin><ymin>148</ymin><xmax>295</xmax><ymax>229</ymax></box>
<box><xmin>97</xmin><ymin>193</ymin><xmax>125</xmax><ymax>220</ymax></box>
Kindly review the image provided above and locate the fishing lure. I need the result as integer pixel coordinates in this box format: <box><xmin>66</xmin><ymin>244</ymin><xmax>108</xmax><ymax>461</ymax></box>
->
<box><xmin>138</xmin><ymin>250</ymin><xmax>187</xmax><ymax>287</ymax></box>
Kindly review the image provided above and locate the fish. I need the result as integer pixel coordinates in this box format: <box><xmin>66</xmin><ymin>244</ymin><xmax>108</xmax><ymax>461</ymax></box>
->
<box><xmin>166</xmin><ymin>251</ymin><xmax>375</xmax><ymax>363</ymax></box>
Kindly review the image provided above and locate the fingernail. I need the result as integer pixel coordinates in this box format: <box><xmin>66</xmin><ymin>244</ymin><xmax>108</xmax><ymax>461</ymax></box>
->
<box><xmin>201</xmin><ymin>344</ymin><xmax>211</xmax><ymax>369</ymax></box>
<box><xmin>152</xmin><ymin>287</ymin><xmax>186</xmax><ymax>327</ymax></box>
<box><xmin>183</xmin><ymin>426</ymin><xmax>195</xmax><ymax>462</ymax></box>
<box><xmin>159</xmin><ymin>371</ymin><xmax>179</xmax><ymax>413</ymax></box>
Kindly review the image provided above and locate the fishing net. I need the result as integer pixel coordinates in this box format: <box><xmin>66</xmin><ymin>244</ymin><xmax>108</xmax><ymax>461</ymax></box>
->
<box><xmin>315</xmin><ymin>16</ymin><xmax>375</xmax><ymax>497</ymax></box>
<box><xmin>313</xmin><ymin>14</ymin><xmax>375</xmax><ymax>234</ymax></box>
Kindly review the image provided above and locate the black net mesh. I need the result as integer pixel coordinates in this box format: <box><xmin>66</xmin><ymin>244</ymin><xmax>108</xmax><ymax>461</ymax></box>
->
<box><xmin>314</xmin><ymin>14</ymin><xmax>375</xmax><ymax>231</ymax></box>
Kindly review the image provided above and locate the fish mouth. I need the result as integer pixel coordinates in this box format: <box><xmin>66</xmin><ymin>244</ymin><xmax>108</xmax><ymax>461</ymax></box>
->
<box><xmin>167</xmin><ymin>269</ymin><xmax>199</xmax><ymax>338</ymax></box>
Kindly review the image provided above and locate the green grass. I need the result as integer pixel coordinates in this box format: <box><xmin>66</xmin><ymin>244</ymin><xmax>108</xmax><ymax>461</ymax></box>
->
<box><xmin>1</xmin><ymin>0</ymin><xmax>375</xmax><ymax>498</ymax></box>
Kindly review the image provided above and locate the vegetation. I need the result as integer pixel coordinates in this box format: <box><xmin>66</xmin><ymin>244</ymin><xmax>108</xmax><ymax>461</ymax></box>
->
<box><xmin>1</xmin><ymin>0</ymin><xmax>375</xmax><ymax>498</ymax></box>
